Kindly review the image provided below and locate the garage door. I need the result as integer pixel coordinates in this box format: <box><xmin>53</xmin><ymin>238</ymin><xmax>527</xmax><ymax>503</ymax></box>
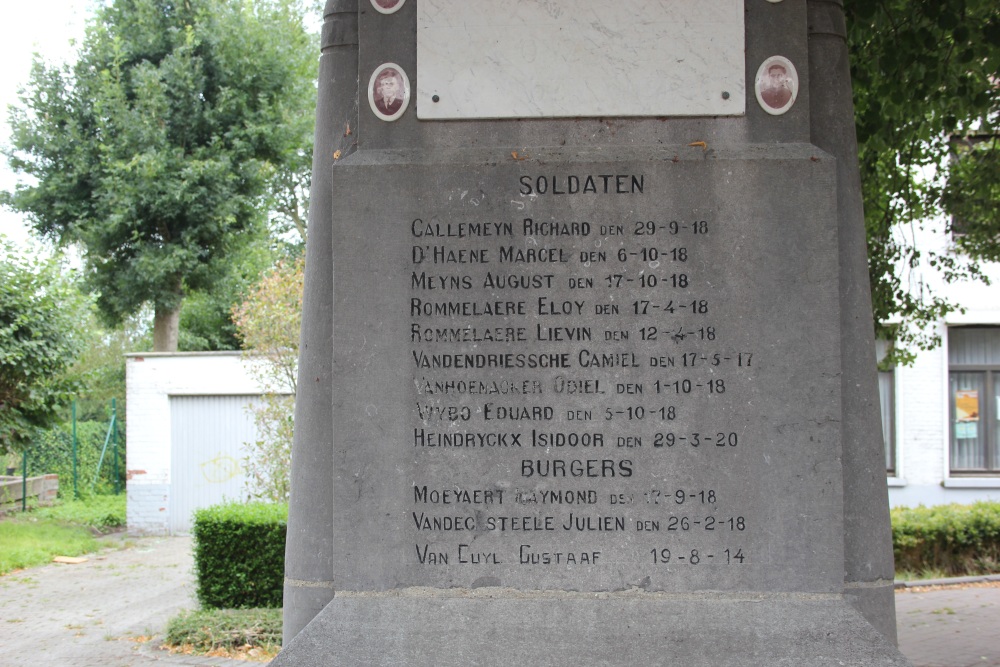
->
<box><xmin>169</xmin><ymin>395</ymin><xmax>259</xmax><ymax>534</ymax></box>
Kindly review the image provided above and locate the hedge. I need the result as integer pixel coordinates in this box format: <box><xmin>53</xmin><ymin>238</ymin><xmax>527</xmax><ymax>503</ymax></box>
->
<box><xmin>192</xmin><ymin>502</ymin><xmax>288</xmax><ymax>609</ymax></box>
<box><xmin>892</xmin><ymin>501</ymin><xmax>1000</xmax><ymax>576</ymax></box>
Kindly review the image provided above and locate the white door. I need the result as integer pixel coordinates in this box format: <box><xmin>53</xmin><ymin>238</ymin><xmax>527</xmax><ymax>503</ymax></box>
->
<box><xmin>169</xmin><ymin>395</ymin><xmax>259</xmax><ymax>534</ymax></box>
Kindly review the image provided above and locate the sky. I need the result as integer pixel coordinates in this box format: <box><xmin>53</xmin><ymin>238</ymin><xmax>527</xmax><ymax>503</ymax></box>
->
<box><xmin>0</xmin><ymin>1</ymin><xmax>90</xmax><ymax>246</ymax></box>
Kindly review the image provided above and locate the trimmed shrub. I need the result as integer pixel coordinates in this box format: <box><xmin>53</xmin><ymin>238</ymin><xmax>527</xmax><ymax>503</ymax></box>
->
<box><xmin>892</xmin><ymin>501</ymin><xmax>1000</xmax><ymax>576</ymax></box>
<box><xmin>192</xmin><ymin>502</ymin><xmax>288</xmax><ymax>609</ymax></box>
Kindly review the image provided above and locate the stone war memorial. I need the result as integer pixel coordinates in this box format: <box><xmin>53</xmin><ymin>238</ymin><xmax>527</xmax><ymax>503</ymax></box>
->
<box><xmin>275</xmin><ymin>1</ymin><xmax>911</xmax><ymax>665</ymax></box>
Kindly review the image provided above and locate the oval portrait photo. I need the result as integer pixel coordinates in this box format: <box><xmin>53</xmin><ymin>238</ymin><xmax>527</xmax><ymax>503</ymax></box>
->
<box><xmin>754</xmin><ymin>56</ymin><xmax>798</xmax><ymax>116</ymax></box>
<box><xmin>370</xmin><ymin>0</ymin><xmax>405</xmax><ymax>15</ymax></box>
<box><xmin>368</xmin><ymin>63</ymin><xmax>410</xmax><ymax>122</ymax></box>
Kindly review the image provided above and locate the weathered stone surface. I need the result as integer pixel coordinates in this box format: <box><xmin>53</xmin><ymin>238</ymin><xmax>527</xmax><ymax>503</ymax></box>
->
<box><xmin>276</xmin><ymin>594</ymin><xmax>909</xmax><ymax>666</ymax></box>
<box><xmin>326</xmin><ymin>147</ymin><xmax>842</xmax><ymax>596</ymax></box>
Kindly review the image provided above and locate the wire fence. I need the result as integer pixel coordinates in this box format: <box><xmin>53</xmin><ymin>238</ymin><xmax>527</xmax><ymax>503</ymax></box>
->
<box><xmin>1</xmin><ymin>400</ymin><xmax>123</xmax><ymax>511</ymax></box>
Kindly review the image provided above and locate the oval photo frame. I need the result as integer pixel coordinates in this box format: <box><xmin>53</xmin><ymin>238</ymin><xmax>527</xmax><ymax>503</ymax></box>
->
<box><xmin>369</xmin><ymin>63</ymin><xmax>410</xmax><ymax>122</ymax></box>
<box><xmin>370</xmin><ymin>0</ymin><xmax>405</xmax><ymax>15</ymax></box>
<box><xmin>754</xmin><ymin>56</ymin><xmax>798</xmax><ymax>116</ymax></box>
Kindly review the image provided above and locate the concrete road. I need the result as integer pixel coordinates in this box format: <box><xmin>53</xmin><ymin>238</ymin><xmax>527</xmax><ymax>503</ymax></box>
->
<box><xmin>0</xmin><ymin>535</ymin><xmax>229</xmax><ymax>666</ymax></box>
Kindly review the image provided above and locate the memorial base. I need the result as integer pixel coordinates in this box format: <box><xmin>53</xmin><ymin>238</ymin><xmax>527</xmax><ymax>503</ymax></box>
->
<box><xmin>273</xmin><ymin>592</ymin><xmax>909</xmax><ymax>666</ymax></box>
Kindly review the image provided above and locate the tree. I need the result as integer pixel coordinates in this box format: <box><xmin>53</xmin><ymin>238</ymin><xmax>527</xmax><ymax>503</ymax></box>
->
<box><xmin>0</xmin><ymin>237</ymin><xmax>88</xmax><ymax>454</ymax></box>
<box><xmin>4</xmin><ymin>0</ymin><xmax>316</xmax><ymax>351</ymax></box>
<box><xmin>231</xmin><ymin>256</ymin><xmax>303</xmax><ymax>501</ymax></box>
<box><xmin>179</xmin><ymin>239</ymin><xmax>290</xmax><ymax>351</ymax></box>
<box><xmin>232</xmin><ymin>256</ymin><xmax>303</xmax><ymax>396</ymax></box>
<box><xmin>69</xmin><ymin>310</ymin><xmax>150</xmax><ymax>423</ymax></box>
<box><xmin>846</xmin><ymin>0</ymin><xmax>1000</xmax><ymax>362</ymax></box>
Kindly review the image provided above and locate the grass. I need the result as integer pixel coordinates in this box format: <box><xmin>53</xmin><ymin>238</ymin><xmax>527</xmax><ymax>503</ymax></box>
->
<box><xmin>0</xmin><ymin>519</ymin><xmax>98</xmax><ymax>575</ymax></box>
<box><xmin>0</xmin><ymin>494</ymin><xmax>126</xmax><ymax>575</ymax></box>
<box><xmin>33</xmin><ymin>494</ymin><xmax>126</xmax><ymax>531</ymax></box>
<box><xmin>164</xmin><ymin>608</ymin><xmax>282</xmax><ymax>662</ymax></box>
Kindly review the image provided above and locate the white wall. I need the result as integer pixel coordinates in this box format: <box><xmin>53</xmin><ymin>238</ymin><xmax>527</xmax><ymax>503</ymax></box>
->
<box><xmin>125</xmin><ymin>352</ymin><xmax>276</xmax><ymax>535</ymax></box>
<box><xmin>886</xmin><ymin>217</ymin><xmax>1000</xmax><ymax>508</ymax></box>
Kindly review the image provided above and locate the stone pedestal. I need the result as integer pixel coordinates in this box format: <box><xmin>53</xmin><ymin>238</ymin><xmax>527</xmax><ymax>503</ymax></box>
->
<box><xmin>277</xmin><ymin>2</ymin><xmax>905</xmax><ymax>665</ymax></box>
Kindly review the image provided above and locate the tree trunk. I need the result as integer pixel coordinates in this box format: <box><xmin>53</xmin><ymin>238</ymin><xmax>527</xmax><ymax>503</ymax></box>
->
<box><xmin>153</xmin><ymin>303</ymin><xmax>181</xmax><ymax>352</ymax></box>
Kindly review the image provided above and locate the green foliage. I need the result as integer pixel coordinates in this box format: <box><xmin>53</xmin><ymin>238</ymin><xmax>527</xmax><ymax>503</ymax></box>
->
<box><xmin>33</xmin><ymin>494</ymin><xmax>126</xmax><ymax>530</ymax></box>
<box><xmin>4</xmin><ymin>0</ymin><xmax>316</xmax><ymax>348</ymax></box>
<box><xmin>0</xmin><ymin>519</ymin><xmax>98</xmax><ymax>575</ymax></box>
<box><xmin>232</xmin><ymin>257</ymin><xmax>303</xmax><ymax>501</ymax></box>
<box><xmin>241</xmin><ymin>394</ymin><xmax>294</xmax><ymax>502</ymax></box>
<box><xmin>192</xmin><ymin>502</ymin><xmax>287</xmax><ymax>609</ymax></box>
<box><xmin>178</xmin><ymin>290</ymin><xmax>242</xmax><ymax>352</ymax></box>
<box><xmin>165</xmin><ymin>608</ymin><xmax>282</xmax><ymax>655</ymax></box>
<box><xmin>846</xmin><ymin>0</ymin><xmax>1000</xmax><ymax>362</ymax></box>
<box><xmin>24</xmin><ymin>420</ymin><xmax>124</xmax><ymax>497</ymax></box>
<box><xmin>232</xmin><ymin>257</ymin><xmax>304</xmax><ymax>393</ymax></box>
<box><xmin>70</xmin><ymin>323</ymin><xmax>141</xmax><ymax>424</ymax></box>
<box><xmin>892</xmin><ymin>502</ymin><xmax>1000</xmax><ymax>576</ymax></box>
<box><xmin>179</xmin><ymin>239</ymin><xmax>286</xmax><ymax>352</ymax></box>
<box><xmin>943</xmin><ymin>135</ymin><xmax>1000</xmax><ymax>261</ymax></box>
<box><xmin>0</xmin><ymin>239</ymin><xmax>88</xmax><ymax>454</ymax></box>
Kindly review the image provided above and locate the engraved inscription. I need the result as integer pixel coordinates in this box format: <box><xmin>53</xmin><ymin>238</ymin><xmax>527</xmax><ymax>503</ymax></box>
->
<box><xmin>403</xmin><ymin>170</ymin><xmax>756</xmax><ymax>579</ymax></box>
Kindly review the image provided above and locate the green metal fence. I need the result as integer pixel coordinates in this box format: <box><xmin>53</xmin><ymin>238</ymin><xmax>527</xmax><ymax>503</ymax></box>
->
<box><xmin>2</xmin><ymin>399</ymin><xmax>124</xmax><ymax>511</ymax></box>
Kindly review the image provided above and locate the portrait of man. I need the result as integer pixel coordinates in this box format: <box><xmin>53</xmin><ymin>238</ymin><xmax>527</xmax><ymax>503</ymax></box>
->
<box><xmin>754</xmin><ymin>56</ymin><xmax>798</xmax><ymax>115</ymax></box>
<box><xmin>761</xmin><ymin>64</ymin><xmax>791</xmax><ymax>108</ymax></box>
<box><xmin>371</xmin><ymin>0</ymin><xmax>404</xmax><ymax>14</ymax></box>
<box><xmin>368</xmin><ymin>64</ymin><xmax>410</xmax><ymax>121</ymax></box>
<box><xmin>374</xmin><ymin>69</ymin><xmax>403</xmax><ymax>115</ymax></box>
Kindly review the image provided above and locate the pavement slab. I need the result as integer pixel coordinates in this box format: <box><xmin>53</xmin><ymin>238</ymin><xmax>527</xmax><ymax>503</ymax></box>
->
<box><xmin>0</xmin><ymin>535</ymin><xmax>233</xmax><ymax>666</ymax></box>
<box><xmin>895</xmin><ymin>582</ymin><xmax>1000</xmax><ymax>667</ymax></box>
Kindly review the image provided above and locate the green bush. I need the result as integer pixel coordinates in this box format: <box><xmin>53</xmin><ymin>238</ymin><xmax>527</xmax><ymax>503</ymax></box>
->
<box><xmin>192</xmin><ymin>502</ymin><xmax>288</xmax><ymax>609</ymax></box>
<box><xmin>892</xmin><ymin>501</ymin><xmax>1000</xmax><ymax>576</ymax></box>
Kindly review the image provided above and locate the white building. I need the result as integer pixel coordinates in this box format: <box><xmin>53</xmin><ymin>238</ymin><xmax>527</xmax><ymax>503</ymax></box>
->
<box><xmin>883</xmin><ymin>221</ymin><xmax>1000</xmax><ymax>507</ymax></box>
<box><xmin>125</xmin><ymin>352</ymin><xmax>282</xmax><ymax>534</ymax></box>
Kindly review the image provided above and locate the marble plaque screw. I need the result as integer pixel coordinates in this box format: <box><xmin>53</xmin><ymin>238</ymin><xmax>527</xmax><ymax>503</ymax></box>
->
<box><xmin>432</xmin><ymin>95</ymin><xmax>440</xmax><ymax>102</ymax></box>
<box><xmin>722</xmin><ymin>91</ymin><xmax>731</xmax><ymax>100</ymax></box>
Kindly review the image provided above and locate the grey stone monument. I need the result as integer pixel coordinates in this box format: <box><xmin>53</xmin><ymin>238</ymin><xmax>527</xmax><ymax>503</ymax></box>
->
<box><xmin>275</xmin><ymin>1</ymin><xmax>910</xmax><ymax>665</ymax></box>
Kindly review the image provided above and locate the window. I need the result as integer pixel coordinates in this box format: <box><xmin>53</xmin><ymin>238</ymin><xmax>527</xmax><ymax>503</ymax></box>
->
<box><xmin>876</xmin><ymin>340</ymin><xmax>895</xmax><ymax>475</ymax></box>
<box><xmin>949</xmin><ymin>327</ymin><xmax>1000</xmax><ymax>474</ymax></box>
<box><xmin>948</xmin><ymin>133</ymin><xmax>998</xmax><ymax>240</ymax></box>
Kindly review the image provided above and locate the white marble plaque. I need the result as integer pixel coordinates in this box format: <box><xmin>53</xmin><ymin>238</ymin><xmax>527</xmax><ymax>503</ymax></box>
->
<box><xmin>417</xmin><ymin>0</ymin><xmax>745</xmax><ymax>119</ymax></box>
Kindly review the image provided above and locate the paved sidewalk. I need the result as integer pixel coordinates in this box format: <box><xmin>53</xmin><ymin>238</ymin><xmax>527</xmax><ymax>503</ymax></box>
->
<box><xmin>0</xmin><ymin>535</ymin><xmax>237</xmax><ymax>666</ymax></box>
<box><xmin>896</xmin><ymin>581</ymin><xmax>1000</xmax><ymax>667</ymax></box>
